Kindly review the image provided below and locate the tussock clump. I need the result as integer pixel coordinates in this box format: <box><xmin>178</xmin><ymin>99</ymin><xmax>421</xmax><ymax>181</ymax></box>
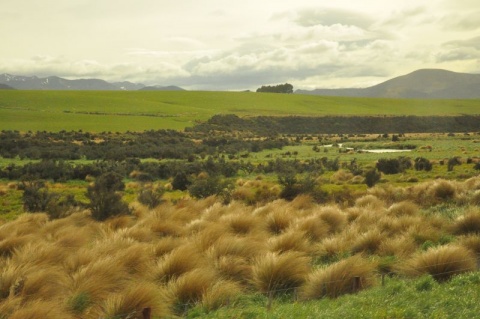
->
<box><xmin>300</xmin><ymin>255</ymin><xmax>377</xmax><ymax>300</ymax></box>
<box><xmin>207</xmin><ymin>236</ymin><xmax>264</xmax><ymax>260</ymax></box>
<box><xmin>105</xmin><ymin>215</ymin><xmax>135</xmax><ymax>230</ymax></box>
<box><xmin>355</xmin><ymin>195</ymin><xmax>385</xmax><ymax>210</ymax></box>
<box><xmin>90</xmin><ymin>282</ymin><xmax>171</xmax><ymax>319</ymax></box>
<box><xmin>152</xmin><ymin>237</ymin><xmax>185</xmax><ymax>258</ymax></box>
<box><xmin>458</xmin><ymin>235</ymin><xmax>480</xmax><ymax>255</ymax></box>
<box><xmin>267</xmin><ymin>230</ymin><xmax>311</xmax><ymax>254</ymax></box>
<box><xmin>113</xmin><ymin>243</ymin><xmax>155</xmax><ymax>276</ymax></box>
<box><xmin>155</xmin><ymin>245</ymin><xmax>204</xmax><ymax>283</ymax></box>
<box><xmin>201</xmin><ymin>280</ymin><xmax>243</xmax><ymax>311</ymax></box>
<box><xmin>428</xmin><ymin>180</ymin><xmax>457</xmax><ymax>202</ymax></box>
<box><xmin>378</xmin><ymin>235</ymin><xmax>417</xmax><ymax>258</ymax></box>
<box><xmin>168</xmin><ymin>268</ymin><xmax>218</xmax><ymax>309</ymax></box>
<box><xmin>351</xmin><ymin>229</ymin><xmax>386</xmax><ymax>255</ymax></box>
<box><xmin>221</xmin><ymin>213</ymin><xmax>259</xmax><ymax>235</ymax></box>
<box><xmin>0</xmin><ymin>235</ymin><xmax>36</xmax><ymax>258</ymax></box>
<box><xmin>8</xmin><ymin>300</ymin><xmax>74</xmax><ymax>319</ymax></box>
<box><xmin>317</xmin><ymin>206</ymin><xmax>347</xmax><ymax>233</ymax></box>
<box><xmin>251</xmin><ymin>251</ymin><xmax>310</xmax><ymax>294</ymax></box>
<box><xmin>150</xmin><ymin>220</ymin><xmax>185</xmax><ymax>237</ymax></box>
<box><xmin>452</xmin><ymin>209</ymin><xmax>480</xmax><ymax>235</ymax></box>
<box><xmin>213</xmin><ymin>256</ymin><xmax>253</xmax><ymax>285</ymax></box>
<box><xmin>387</xmin><ymin>201</ymin><xmax>419</xmax><ymax>217</ymax></box>
<box><xmin>264</xmin><ymin>209</ymin><xmax>294</xmax><ymax>235</ymax></box>
<box><xmin>399</xmin><ymin>245</ymin><xmax>477</xmax><ymax>281</ymax></box>
<box><xmin>330</xmin><ymin>169</ymin><xmax>354</xmax><ymax>184</ymax></box>
<box><xmin>69</xmin><ymin>256</ymin><xmax>128</xmax><ymax>301</ymax></box>
<box><xmin>11</xmin><ymin>242</ymin><xmax>68</xmax><ymax>268</ymax></box>
<box><xmin>290</xmin><ymin>194</ymin><xmax>315</xmax><ymax>210</ymax></box>
<box><xmin>20</xmin><ymin>267</ymin><xmax>69</xmax><ymax>301</ymax></box>
<box><xmin>294</xmin><ymin>216</ymin><xmax>329</xmax><ymax>242</ymax></box>
<box><xmin>315</xmin><ymin>235</ymin><xmax>352</xmax><ymax>263</ymax></box>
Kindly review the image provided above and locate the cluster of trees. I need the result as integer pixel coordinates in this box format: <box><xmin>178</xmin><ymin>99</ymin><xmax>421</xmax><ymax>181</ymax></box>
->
<box><xmin>0</xmin><ymin>130</ymin><xmax>289</xmax><ymax>161</ymax></box>
<box><xmin>193</xmin><ymin>114</ymin><xmax>480</xmax><ymax>135</ymax></box>
<box><xmin>256</xmin><ymin>83</ymin><xmax>294</xmax><ymax>94</ymax></box>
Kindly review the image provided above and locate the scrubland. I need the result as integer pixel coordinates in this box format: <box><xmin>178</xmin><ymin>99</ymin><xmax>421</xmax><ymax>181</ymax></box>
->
<box><xmin>2</xmin><ymin>177</ymin><xmax>480</xmax><ymax>318</ymax></box>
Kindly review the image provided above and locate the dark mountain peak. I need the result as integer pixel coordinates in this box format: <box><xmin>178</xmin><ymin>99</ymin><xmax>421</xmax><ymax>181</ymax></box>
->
<box><xmin>0</xmin><ymin>83</ymin><xmax>14</xmax><ymax>90</ymax></box>
<box><xmin>297</xmin><ymin>69</ymin><xmax>480</xmax><ymax>99</ymax></box>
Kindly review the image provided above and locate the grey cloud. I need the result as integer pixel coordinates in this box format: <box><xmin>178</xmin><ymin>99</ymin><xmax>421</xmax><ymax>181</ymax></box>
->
<box><xmin>294</xmin><ymin>8</ymin><xmax>374</xmax><ymax>28</ymax></box>
<box><xmin>441</xmin><ymin>12</ymin><xmax>480</xmax><ymax>31</ymax></box>
<box><xmin>436</xmin><ymin>48</ymin><xmax>480</xmax><ymax>62</ymax></box>
<box><xmin>380</xmin><ymin>7</ymin><xmax>427</xmax><ymax>27</ymax></box>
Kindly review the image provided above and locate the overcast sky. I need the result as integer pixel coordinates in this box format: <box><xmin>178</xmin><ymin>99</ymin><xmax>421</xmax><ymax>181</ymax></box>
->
<box><xmin>1</xmin><ymin>0</ymin><xmax>479</xmax><ymax>90</ymax></box>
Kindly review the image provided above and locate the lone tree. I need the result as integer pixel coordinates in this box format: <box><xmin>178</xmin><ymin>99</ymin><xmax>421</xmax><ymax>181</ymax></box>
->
<box><xmin>86</xmin><ymin>172</ymin><xmax>129</xmax><ymax>221</ymax></box>
<box><xmin>256</xmin><ymin>83</ymin><xmax>293</xmax><ymax>94</ymax></box>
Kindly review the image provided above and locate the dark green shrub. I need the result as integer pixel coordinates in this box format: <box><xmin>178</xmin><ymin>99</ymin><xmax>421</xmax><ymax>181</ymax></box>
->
<box><xmin>137</xmin><ymin>187</ymin><xmax>165</xmax><ymax>208</ymax></box>
<box><xmin>172</xmin><ymin>172</ymin><xmax>191</xmax><ymax>191</ymax></box>
<box><xmin>86</xmin><ymin>172</ymin><xmax>129</xmax><ymax>221</ymax></box>
<box><xmin>364</xmin><ymin>168</ymin><xmax>381</xmax><ymax>188</ymax></box>
<box><xmin>414</xmin><ymin>157</ymin><xmax>433</xmax><ymax>171</ymax></box>
<box><xmin>20</xmin><ymin>180</ymin><xmax>58</xmax><ymax>212</ymax></box>
<box><xmin>188</xmin><ymin>175</ymin><xmax>232</xmax><ymax>199</ymax></box>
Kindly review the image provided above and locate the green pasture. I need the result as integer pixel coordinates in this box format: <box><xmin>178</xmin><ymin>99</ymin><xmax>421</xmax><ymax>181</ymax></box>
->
<box><xmin>1</xmin><ymin>90</ymin><xmax>480</xmax><ymax>132</ymax></box>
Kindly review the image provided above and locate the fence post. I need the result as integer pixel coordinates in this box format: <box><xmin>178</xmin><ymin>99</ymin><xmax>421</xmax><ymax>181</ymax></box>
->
<box><xmin>353</xmin><ymin>276</ymin><xmax>361</xmax><ymax>292</ymax></box>
<box><xmin>382</xmin><ymin>273</ymin><xmax>385</xmax><ymax>287</ymax></box>
<box><xmin>267</xmin><ymin>291</ymin><xmax>274</xmax><ymax>311</ymax></box>
<box><xmin>142</xmin><ymin>307</ymin><xmax>151</xmax><ymax>319</ymax></box>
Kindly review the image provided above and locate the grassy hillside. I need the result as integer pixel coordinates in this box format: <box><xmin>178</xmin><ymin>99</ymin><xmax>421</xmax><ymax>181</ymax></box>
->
<box><xmin>1</xmin><ymin>90</ymin><xmax>480</xmax><ymax>132</ymax></box>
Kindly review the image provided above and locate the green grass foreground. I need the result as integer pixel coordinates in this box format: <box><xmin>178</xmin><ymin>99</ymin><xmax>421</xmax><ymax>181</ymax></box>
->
<box><xmin>188</xmin><ymin>272</ymin><xmax>480</xmax><ymax>318</ymax></box>
<box><xmin>1</xmin><ymin>90</ymin><xmax>480</xmax><ymax>132</ymax></box>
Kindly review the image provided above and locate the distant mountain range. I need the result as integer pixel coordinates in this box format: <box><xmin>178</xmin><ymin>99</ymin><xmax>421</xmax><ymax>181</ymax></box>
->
<box><xmin>296</xmin><ymin>69</ymin><xmax>480</xmax><ymax>99</ymax></box>
<box><xmin>0</xmin><ymin>83</ymin><xmax>14</xmax><ymax>90</ymax></box>
<box><xmin>0</xmin><ymin>74</ymin><xmax>184</xmax><ymax>91</ymax></box>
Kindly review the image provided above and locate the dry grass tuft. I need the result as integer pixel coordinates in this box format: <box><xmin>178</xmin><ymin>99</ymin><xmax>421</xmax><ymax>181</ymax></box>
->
<box><xmin>168</xmin><ymin>268</ymin><xmax>218</xmax><ymax>309</ymax></box>
<box><xmin>201</xmin><ymin>280</ymin><xmax>243</xmax><ymax>311</ymax></box>
<box><xmin>251</xmin><ymin>251</ymin><xmax>310</xmax><ymax>294</ymax></box>
<box><xmin>90</xmin><ymin>282</ymin><xmax>171</xmax><ymax>319</ymax></box>
<box><xmin>317</xmin><ymin>206</ymin><xmax>347</xmax><ymax>233</ymax></box>
<box><xmin>399</xmin><ymin>245</ymin><xmax>477</xmax><ymax>281</ymax></box>
<box><xmin>221</xmin><ymin>213</ymin><xmax>259</xmax><ymax>235</ymax></box>
<box><xmin>351</xmin><ymin>229</ymin><xmax>386</xmax><ymax>255</ymax></box>
<box><xmin>387</xmin><ymin>201</ymin><xmax>419</xmax><ymax>217</ymax></box>
<box><xmin>207</xmin><ymin>236</ymin><xmax>264</xmax><ymax>260</ymax></box>
<box><xmin>378</xmin><ymin>235</ymin><xmax>417</xmax><ymax>258</ymax></box>
<box><xmin>264</xmin><ymin>209</ymin><xmax>294</xmax><ymax>234</ymax></box>
<box><xmin>355</xmin><ymin>195</ymin><xmax>385</xmax><ymax>210</ymax></box>
<box><xmin>8</xmin><ymin>300</ymin><xmax>74</xmax><ymax>319</ymax></box>
<box><xmin>452</xmin><ymin>209</ymin><xmax>480</xmax><ymax>235</ymax></box>
<box><xmin>300</xmin><ymin>255</ymin><xmax>377</xmax><ymax>300</ymax></box>
<box><xmin>267</xmin><ymin>230</ymin><xmax>312</xmax><ymax>254</ymax></box>
<box><xmin>458</xmin><ymin>235</ymin><xmax>480</xmax><ymax>255</ymax></box>
<box><xmin>330</xmin><ymin>169</ymin><xmax>354</xmax><ymax>184</ymax></box>
<box><xmin>294</xmin><ymin>216</ymin><xmax>329</xmax><ymax>242</ymax></box>
<box><xmin>213</xmin><ymin>255</ymin><xmax>253</xmax><ymax>285</ymax></box>
<box><xmin>428</xmin><ymin>180</ymin><xmax>457</xmax><ymax>202</ymax></box>
<box><xmin>155</xmin><ymin>245</ymin><xmax>204</xmax><ymax>283</ymax></box>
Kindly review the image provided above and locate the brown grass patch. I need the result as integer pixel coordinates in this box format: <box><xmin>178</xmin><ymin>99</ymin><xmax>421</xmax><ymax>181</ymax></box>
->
<box><xmin>387</xmin><ymin>201</ymin><xmax>419</xmax><ymax>217</ymax></box>
<box><xmin>300</xmin><ymin>255</ymin><xmax>377</xmax><ymax>300</ymax></box>
<box><xmin>452</xmin><ymin>209</ymin><xmax>480</xmax><ymax>235</ymax></box>
<box><xmin>398</xmin><ymin>245</ymin><xmax>477</xmax><ymax>281</ymax></box>
<box><xmin>8</xmin><ymin>300</ymin><xmax>74</xmax><ymax>319</ymax></box>
<box><xmin>155</xmin><ymin>245</ymin><xmax>205</xmax><ymax>283</ymax></box>
<box><xmin>251</xmin><ymin>251</ymin><xmax>310</xmax><ymax>294</ymax></box>
<box><xmin>201</xmin><ymin>280</ymin><xmax>243</xmax><ymax>311</ymax></box>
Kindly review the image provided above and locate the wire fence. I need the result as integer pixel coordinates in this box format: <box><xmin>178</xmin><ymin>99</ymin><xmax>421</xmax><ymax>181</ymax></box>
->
<box><xmin>133</xmin><ymin>253</ymin><xmax>480</xmax><ymax>319</ymax></box>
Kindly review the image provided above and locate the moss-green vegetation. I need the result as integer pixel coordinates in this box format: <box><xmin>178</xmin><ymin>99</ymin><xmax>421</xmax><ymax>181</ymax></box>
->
<box><xmin>1</xmin><ymin>90</ymin><xmax>480</xmax><ymax>132</ymax></box>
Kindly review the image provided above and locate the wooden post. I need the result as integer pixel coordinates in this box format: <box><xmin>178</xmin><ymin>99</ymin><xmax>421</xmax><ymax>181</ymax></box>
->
<box><xmin>353</xmin><ymin>276</ymin><xmax>361</xmax><ymax>292</ymax></box>
<box><xmin>322</xmin><ymin>282</ymin><xmax>327</xmax><ymax>297</ymax></box>
<box><xmin>382</xmin><ymin>273</ymin><xmax>385</xmax><ymax>287</ymax></box>
<box><xmin>142</xmin><ymin>307</ymin><xmax>151</xmax><ymax>319</ymax></box>
<box><xmin>267</xmin><ymin>291</ymin><xmax>274</xmax><ymax>311</ymax></box>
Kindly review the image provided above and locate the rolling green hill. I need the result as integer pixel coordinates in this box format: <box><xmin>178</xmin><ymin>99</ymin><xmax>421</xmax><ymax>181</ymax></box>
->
<box><xmin>1</xmin><ymin>90</ymin><xmax>479</xmax><ymax>132</ymax></box>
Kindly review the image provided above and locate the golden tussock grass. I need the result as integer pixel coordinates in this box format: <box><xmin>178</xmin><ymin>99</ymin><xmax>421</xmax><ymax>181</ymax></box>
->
<box><xmin>220</xmin><ymin>213</ymin><xmax>260</xmax><ymax>235</ymax></box>
<box><xmin>330</xmin><ymin>169</ymin><xmax>354</xmax><ymax>184</ymax></box>
<box><xmin>155</xmin><ymin>245</ymin><xmax>205</xmax><ymax>283</ymax></box>
<box><xmin>69</xmin><ymin>256</ymin><xmax>128</xmax><ymax>301</ymax></box>
<box><xmin>315</xmin><ymin>235</ymin><xmax>352</xmax><ymax>262</ymax></box>
<box><xmin>0</xmin><ymin>234</ymin><xmax>36</xmax><ymax>258</ymax></box>
<box><xmin>458</xmin><ymin>234</ymin><xmax>480</xmax><ymax>255</ymax></box>
<box><xmin>317</xmin><ymin>206</ymin><xmax>348</xmax><ymax>234</ymax></box>
<box><xmin>264</xmin><ymin>209</ymin><xmax>294</xmax><ymax>235</ymax></box>
<box><xmin>267</xmin><ymin>230</ymin><xmax>312</xmax><ymax>254</ymax></box>
<box><xmin>293</xmin><ymin>215</ymin><xmax>329</xmax><ymax>242</ymax></box>
<box><xmin>105</xmin><ymin>214</ymin><xmax>135</xmax><ymax>230</ymax></box>
<box><xmin>89</xmin><ymin>282</ymin><xmax>171</xmax><ymax>319</ymax></box>
<box><xmin>168</xmin><ymin>268</ymin><xmax>219</xmax><ymax>308</ymax></box>
<box><xmin>113</xmin><ymin>243</ymin><xmax>155</xmax><ymax>276</ymax></box>
<box><xmin>11</xmin><ymin>242</ymin><xmax>68</xmax><ymax>268</ymax></box>
<box><xmin>152</xmin><ymin>237</ymin><xmax>185</xmax><ymax>258</ymax></box>
<box><xmin>8</xmin><ymin>300</ymin><xmax>74</xmax><ymax>319</ymax></box>
<box><xmin>251</xmin><ymin>251</ymin><xmax>311</xmax><ymax>294</ymax></box>
<box><xmin>351</xmin><ymin>229</ymin><xmax>386</xmax><ymax>255</ymax></box>
<box><xmin>149</xmin><ymin>219</ymin><xmax>185</xmax><ymax>237</ymax></box>
<box><xmin>213</xmin><ymin>255</ymin><xmax>253</xmax><ymax>285</ymax></box>
<box><xmin>387</xmin><ymin>201</ymin><xmax>419</xmax><ymax>217</ymax></box>
<box><xmin>19</xmin><ymin>267</ymin><xmax>69</xmax><ymax>301</ymax></box>
<box><xmin>290</xmin><ymin>194</ymin><xmax>315</xmax><ymax>210</ymax></box>
<box><xmin>398</xmin><ymin>245</ymin><xmax>477</xmax><ymax>281</ymax></box>
<box><xmin>378</xmin><ymin>235</ymin><xmax>417</xmax><ymax>258</ymax></box>
<box><xmin>354</xmin><ymin>195</ymin><xmax>385</xmax><ymax>210</ymax></box>
<box><xmin>201</xmin><ymin>280</ymin><xmax>243</xmax><ymax>312</ymax></box>
<box><xmin>206</xmin><ymin>236</ymin><xmax>265</xmax><ymax>260</ymax></box>
<box><xmin>451</xmin><ymin>209</ymin><xmax>480</xmax><ymax>235</ymax></box>
<box><xmin>300</xmin><ymin>255</ymin><xmax>378</xmax><ymax>300</ymax></box>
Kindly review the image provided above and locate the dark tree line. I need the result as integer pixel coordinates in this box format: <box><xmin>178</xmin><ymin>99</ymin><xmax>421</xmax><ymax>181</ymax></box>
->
<box><xmin>256</xmin><ymin>83</ymin><xmax>293</xmax><ymax>94</ymax></box>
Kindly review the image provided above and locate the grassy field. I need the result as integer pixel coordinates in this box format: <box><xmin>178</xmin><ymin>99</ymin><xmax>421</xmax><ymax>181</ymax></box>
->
<box><xmin>1</xmin><ymin>91</ymin><xmax>480</xmax><ymax>132</ymax></box>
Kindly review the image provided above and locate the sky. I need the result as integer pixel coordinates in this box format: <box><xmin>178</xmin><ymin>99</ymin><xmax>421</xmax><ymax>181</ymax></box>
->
<box><xmin>1</xmin><ymin>0</ymin><xmax>479</xmax><ymax>90</ymax></box>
